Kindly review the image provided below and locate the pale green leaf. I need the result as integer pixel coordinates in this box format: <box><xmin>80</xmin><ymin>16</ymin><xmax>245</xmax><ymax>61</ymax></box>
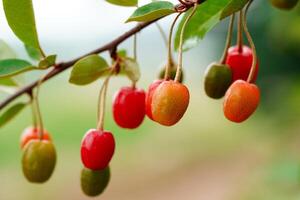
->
<box><xmin>38</xmin><ymin>55</ymin><xmax>57</xmax><ymax>69</ymax></box>
<box><xmin>0</xmin><ymin>59</ymin><xmax>36</xmax><ymax>78</ymax></box>
<box><xmin>0</xmin><ymin>78</ymin><xmax>17</xmax><ymax>86</ymax></box>
<box><xmin>0</xmin><ymin>40</ymin><xmax>17</xmax><ymax>60</ymax></box>
<box><xmin>126</xmin><ymin>1</ymin><xmax>175</xmax><ymax>23</ymax></box>
<box><xmin>120</xmin><ymin>57</ymin><xmax>141</xmax><ymax>83</ymax></box>
<box><xmin>106</xmin><ymin>0</ymin><xmax>138</xmax><ymax>7</ymax></box>
<box><xmin>3</xmin><ymin>0</ymin><xmax>42</xmax><ymax>51</ymax></box>
<box><xmin>25</xmin><ymin>44</ymin><xmax>42</xmax><ymax>60</ymax></box>
<box><xmin>69</xmin><ymin>55</ymin><xmax>110</xmax><ymax>86</ymax></box>
<box><xmin>0</xmin><ymin>103</ymin><xmax>27</xmax><ymax>128</ymax></box>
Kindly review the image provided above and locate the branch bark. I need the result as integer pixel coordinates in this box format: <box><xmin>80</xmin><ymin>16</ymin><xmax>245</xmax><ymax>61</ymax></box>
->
<box><xmin>0</xmin><ymin>20</ymin><xmax>158</xmax><ymax>110</ymax></box>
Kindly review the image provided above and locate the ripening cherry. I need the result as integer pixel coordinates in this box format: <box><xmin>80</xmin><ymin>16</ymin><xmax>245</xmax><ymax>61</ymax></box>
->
<box><xmin>113</xmin><ymin>86</ymin><xmax>146</xmax><ymax>129</ymax></box>
<box><xmin>151</xmin><ymin>80</ymin><xmax>190</xmax><ymax>126</ymax></box>
<box><xmin>270</xmin><ymin>0</ymin><xmax>299</xmax><ymax>10</ymax></box>
<box><xmin>81</xmin><ymin>167</ymin><xmax>110</xmax><ymax>197</ymax></box>
<box><xmin>223</xmin><ymin>80</ymin><xmax>260</xmax><ymax>123</ymax></box>
<box><xmin>204</xmin><ymin>62</ymin><xmax>232</xmax><ymax>99</ymax></box>
<box><xmin>22</xmin><ymin>139</ymin><xmax>56</xmax><ymax>183</ymax></box>
<box><xmin>81</xmin><ymin>129</ymin><xmax>115</xmax><ymax>170</ymax></box>
<box><xmin>145</xmin><ymin>80</ymin><xmax>163</xmax><ymax>120</ymax></box>
<box><xmin>20</xmin><ymin>127</ymin><xmax>51</xmax><ymax>149</ymax></box>
<box><xmin>225</xmin><ymin>45</ymin><xmax>259</xmax><ymax>82</ymax></box>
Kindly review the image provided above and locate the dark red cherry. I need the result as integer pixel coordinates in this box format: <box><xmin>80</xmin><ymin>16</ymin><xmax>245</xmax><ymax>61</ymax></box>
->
<box><xmin>145</xmin><ymin>80</ymin><xmax>163</xmax><ymax>120</ymax></box>
<box><xmin>81</xmin><ymin>129</ymin><xmax>115</xmax><ymax>170</ymax></box>
<box><xmin>113</xmin><ymin>86</ymin><xmax>146</xmax><ymax>129</ymax></box>
<box><xmin>225</xmin><ymin>45</ymin><xmax>259</xmax><ymax>82</ymax></box>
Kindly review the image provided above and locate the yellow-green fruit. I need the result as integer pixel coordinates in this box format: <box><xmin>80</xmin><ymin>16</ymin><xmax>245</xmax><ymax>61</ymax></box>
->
<box><xmin>81</xmin><ymin>167</ymin><xmax>110</xmax><ymax>197</ymax></box>
<box><xmin>158</xmin><ymin>66</ymin><xmax>184</xmax><ymax>83</ymax></box>
<box><xmin>270</xmin><ymin>0</ymin><xmax>299</xmax><ymax>10</ymax></box>
<box><xmin>22</xmin><ymin>140</ymin><xmax>56</xmax><ymax>183</ymax></box>
<box><xmin>204</xmin><ymin>62</ymin><xmax>232</xmax><ymax>99</ymax></box>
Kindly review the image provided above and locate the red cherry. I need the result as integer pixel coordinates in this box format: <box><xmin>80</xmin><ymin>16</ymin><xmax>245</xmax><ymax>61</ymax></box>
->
<box><xmin>225</xmin><ymin>45</ymin><xmax>259</xmax><ymax>82</ymax></box>
<box><xmin>20</xmin><ymin>127</ymin><xmax>51</xmax><ymax>149</ymax></box>
<box><xmin>145</xmin><ymin>80</ymin><xmax>163</xmax><ymax>120</ymax></box>
<box><xmin>81</xmin><ymin>129</ymin><xmax>115</xmax><ymax>170</ymax></box>
<box><xmin>223</xmin><ymin>80</ymin><xmax>260</xmax><ymax>123</ymax></box>
<box><xmin>113</xmin><ymin>86</ymin><xmax>146</xmax><ymax>129</ymax></box>
<box><xmin>151</xmin><ymin>80</ymin><xmax>190</xmax><ymax>126</ymax></box>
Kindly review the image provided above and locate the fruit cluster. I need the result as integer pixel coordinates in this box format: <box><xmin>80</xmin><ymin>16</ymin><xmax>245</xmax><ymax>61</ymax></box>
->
<box><xmin>15</xmin><ymin>0</ymin><xmax>299</xmax><ymax>198</ymax></box>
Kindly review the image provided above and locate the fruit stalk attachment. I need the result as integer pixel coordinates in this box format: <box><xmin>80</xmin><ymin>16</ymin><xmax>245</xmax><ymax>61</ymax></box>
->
<box><xmin>220</xmin><ymin>14</ymin><xmax>236</xmax><ymax>64</ymax></box>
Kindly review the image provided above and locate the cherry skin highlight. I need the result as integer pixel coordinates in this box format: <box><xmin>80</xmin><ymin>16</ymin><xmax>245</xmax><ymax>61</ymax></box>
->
<box><xmin>151</xmin><ymin>80</ymin><xmax>190</xmax><ymax>126</ymax></box>
<box><xmin>225</xmin><ymin>45</ymin><xmax>259</xmax><ymax>82</ymax></box>
<box><xmin>81</xmin><ymin>129</ymin><xmax>115</xmax><ymax>170</ymax></box>
<box><xmin>113</xmin><ymin>86</ymin><xmax>146</xmax><ymax>129</ymax></box>
<box><xmin>223</xmin><ymin>80</ymin><xmax>260</xmax><ymax>123</ymax></box>
<box><xmin>20</xmin><ymin>127</ymin><xmax>51</xmax><ymax>149</ymax></box>
<box><xmin>145</xmin><ymin>80</ymin><xmax>163</xmax><ymax>120</ymax></box>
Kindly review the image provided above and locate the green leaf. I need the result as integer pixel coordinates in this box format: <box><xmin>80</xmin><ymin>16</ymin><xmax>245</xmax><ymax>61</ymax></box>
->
<box><xmin>0</xmin><ymin>40</ymin><xmax>17</xmax><ymax>60</ymax></box>
<box><xmin>126</xmin><ymin>1</ymin><xmax>175</xmax><ymax>23</ymax></box>
<box><xmin>118</xmin><ymin>49</ymin><xmax>127</xmax><ymax>57</ymax></box>
<box><xmin>0</xmin><ymin>77</ymin><xmax>17</xmax><ymax>86</ymax></box>
<box><xmin>106</xmin><ymin>0</ymin><xmax>138</xmax><ymax>7</ymax></box>
<box><xmin>221</xmin><ymin>0</ymin><xmax>249</xmax><ymax>19</ymax></box>
<box><xmin>0</xmin><ymin>103</ymin><xmax>27</xmax><ymax>128</ymax></box>
<box><xmin>3</xmin><ymin>0</ymin><xmax>43</xmax><ymax>51</ymax></box>
<box><xmin>0</xmin><ymin>85</ymin><xmax>18</xmax><ymax>94</ymax></box>
<box><xmin>25</xmin><ymin>44</ymin><xmax>42</xmax><ymax>60</ymax></box>
<box><xmin>69</xmin><ymin>55</ymin><xmax>110</xmax><ymax>86</ymax></box>
<box><xmin>174</xmin><ymin>0</ymin><xmax>248</xmax><ymax>51</ymax></box>
<box><xmin>38</xmin><ymin>55</ymin><xmax>57</xmax><ymax>69</ymax></box>
<box><xmin>120</xmin><ymin>57</ymin><xmax>141</xmax><ymax>83</ymax></box>
<box><xmin>0</xmin><ymin>59</ymin><xmax>36</xmax><ymax>78</ymax></box>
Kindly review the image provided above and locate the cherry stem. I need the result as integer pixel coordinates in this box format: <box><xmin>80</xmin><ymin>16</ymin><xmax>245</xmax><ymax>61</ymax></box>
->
<box><xmin>28</xmin><ymin>92</ymin><xmax>38</xmax><ymax>128</ymax></box>
<box><xmin>175</xmin><ymin>3</ymin><xmax>198</xmax><ymax>82</ymax></box>
<box><xmin>220</xmin><ymin>14</ymin><xmax>235</xmax><ymax>64</ymax></box>
<box><xmin>133</xmin><ymin>34</ymin><xmax>137</xmax><ymax>61</ymax></box>
<box><xmin>164</xmin><ymin>12</ymin><xmax>183</xmax><ymax>80</ymax></box>
<box><xmin>34</xmin><ymin>73</ymin><xmax>49</xmax><ymax>140</ymax></box>
<box><xmin>96</xmin><ymin>66</ymin><xmax>115</xmax><ymax>131</ymax></box>
<box><xmin>155</xmin><ymin>22</ymin><xmax>169</xmax><ymax>50</ymax></box>
<box><xmin>243</xmin><ymin>0</ymin><xmax>257</xmax><ymax>83</ymax></box>
<box><xmin>237</xmin><ymin>10</ymin><xmax>243</xmax><ymax>53</ymax></box>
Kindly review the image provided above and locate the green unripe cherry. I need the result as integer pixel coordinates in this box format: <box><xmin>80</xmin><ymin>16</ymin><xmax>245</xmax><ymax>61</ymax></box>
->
<box><xmin>204</xmin><ymin>62</ymin><xmax>232</xmax><ymax>99</ymax></box>
<box><xmin>158</xmin><ymin>62</ymin><xmax>184</xmax><ymax>83</ymax></box>
<box><xmin>22</xmin><ymin>140</ymin><xmax>56</xmax><ymax>183</ymax></box>
<box><xmin>270</xmin><ymin>0</ymin><xmax>299</xmax><ymax>10</ymax></box>
<box><xmin>81</xmin><ymin>167</ymin><xmax>110</xmax><ymax>197</ymax></box>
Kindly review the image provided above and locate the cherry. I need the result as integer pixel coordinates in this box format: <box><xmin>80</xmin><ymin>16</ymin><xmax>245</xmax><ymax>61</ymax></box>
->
<box><xmin>223</xmin><ymin>80</ymin><xmax>260</xmax><ymax>123</ymax></box>
<box><xmin>113</xmin><ymin>86</ymin><xmax>146</xmax><ymax>129</ymax></box>
<box><xmin>145</xmin><ymin>80</ymin><xmax>163</xmax><ymax>120</ymax></box>
<box><xmin>270</xmin><ymin>0</ymin><xmax>299</xmax><ymax>10</ymax></box>
<box><xmin>20</xmin><ymin>127</ymin><xmax>51</xmax><ymax>149</ymax></box>
<box><xmin>81</xmin><ymin>167</ymin><xmax>110</xmax><ymax>197</ymax></box>
<box><xmin>22</xmin><ymin>139</ymin><xmax>56</xmax><ymax>183</ymax></box>
<box><xmin>151</xmin><ymin>80</ymin><xmax>189</xmax><ymax>126</ymax></box>
<box><xmin>81</xmin><ymin>129</ymin><xmax>115</xmax><ymax>170</ymax></box>
<box><xmin>225</xmin><ymin>45</ymin><xmax>259</xmax><ymax>83</ymax></box>
<box><xmin>204</xmin><ymin>62</ymin><xmax>232</xmax><ymax>99</ymax></box>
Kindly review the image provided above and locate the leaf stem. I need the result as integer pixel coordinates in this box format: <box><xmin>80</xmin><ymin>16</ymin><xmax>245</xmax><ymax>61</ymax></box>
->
<box><xmin>220</xmin><ymin>14</ymin><xmax>235</xmax><ymax>64</ymax></box>
<box><xmin>164</xmin><ymin>12</ymin><xmax>183</xmax><ymax>80</ymax></box>
<box><xmin>243</xmin><ymin>0</ymin><xmax>257</xmax><ymax>83</ymax></box>
<box><xmin>175</xmin><ymin>4</ymin><xmax>197</xmax><ymax>82</ymax></box>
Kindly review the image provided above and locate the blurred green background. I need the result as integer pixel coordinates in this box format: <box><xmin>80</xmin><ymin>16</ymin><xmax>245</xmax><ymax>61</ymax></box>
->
<box><xmin>1</xmin><ymin>0</ymin><xmax>300</xmax><ymax>199</ymax></box>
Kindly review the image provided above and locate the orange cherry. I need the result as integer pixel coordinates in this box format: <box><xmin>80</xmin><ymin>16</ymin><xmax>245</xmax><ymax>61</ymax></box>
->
<box><xmin>223</xmin><ymin>80</ymin><xmax>260</xmax><ymax>123</ymax></box>
<box><xmin>151</xmin><ymin>80</ymin><xmax>189</xmax><ymax>126</ymax></box>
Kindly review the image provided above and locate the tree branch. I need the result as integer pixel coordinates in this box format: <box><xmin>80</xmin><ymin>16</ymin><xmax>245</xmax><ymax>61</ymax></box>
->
<box><xmin>0</xmin><ymin>20</ymin><xmax>158</xmax><ymax>110</ymax></box>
